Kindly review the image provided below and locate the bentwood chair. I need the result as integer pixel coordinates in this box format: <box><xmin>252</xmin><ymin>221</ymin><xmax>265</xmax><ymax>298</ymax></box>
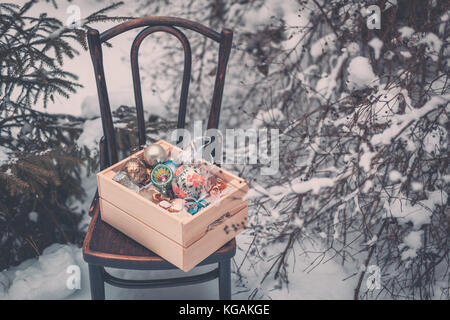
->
<box><xmin>82</xmin><ymin>17</ymin><xmax>234</xmax><ymax>300</ymax></box>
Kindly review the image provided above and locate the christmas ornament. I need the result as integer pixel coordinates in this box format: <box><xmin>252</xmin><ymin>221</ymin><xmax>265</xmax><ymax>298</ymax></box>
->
<box><xmin>152</xmin><ymin>192</ymin><xmax>171</xmax><ymax>203</ymax></box>
<box><xmin>112</xmin><ymin>171</ymin><xmax>140</xmax><ymax>192</ymax></box>
<box><xmin>172</xmin><ymin>164</ymin><xmax>206</xmax><ymax>200</ymax></box>
<box><xmin>143</xmin><ymin>144</ymin><xmax>167</xmax><ymax>167</ymax></box>
<box><xmin>163</xmin><ymin>160</ymin><xmax>179</xmax><ymax>173</ymax></box>
<box><xmin>183</xmin><ymin>197</ymin><xmax>210</xmax><ymax>215</ymax></box>
<box><xmin>122</xmin><ymin>157</ymin><xmax>148</xmax><ymax>185</ymax></box>
<box><xmin>168</xmin><ymin>198</ymin><xmax>183</xmax><ymax>213</ymax></box>
<box><xmin>139</xmin><ymin>187</ymin><xmax>158</xmax><ymax>201</ymax></box>
<box><xmin>159</xmin><ymin>200</ymin><xmax>172</xmax><ymax>209</ymax></box>
<box><xmin>151</xmin><ymin>164</ymin><xmax>173</xmax><ymax>197</ymax></box>
<box><xmin>198</xmin><ymin>199</ymin><xmax>210</xmax><ymax>209</ymax></box>
<box><xmin>140</xmin><ymin>168</ymin><xmax>152</xmax><ymax>186</ymax></box>
<box><xmin>183</xmin><ymin>198</ymin><xmax>199</xmax><ymax>214</ymax></box>
<box><xmin>208</xmin><ymin>178</ymin><xmax>227</xmax><ymax>196</ymax></box>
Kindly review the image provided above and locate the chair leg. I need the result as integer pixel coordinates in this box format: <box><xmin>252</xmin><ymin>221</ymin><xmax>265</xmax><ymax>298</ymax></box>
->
<box><xmin>218</xmin><ymin>259</ymin><xmax>231</xmax><ymax>300</ymax></box>
<box><xmin>88</xmin><ymin>264</ymin><xmax>105</xmax><ymax>300</ymax></box>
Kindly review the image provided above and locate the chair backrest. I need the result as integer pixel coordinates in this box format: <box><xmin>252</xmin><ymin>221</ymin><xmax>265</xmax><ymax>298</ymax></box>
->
<box><xmin>87</xmin><ymin>16</ymin><xmax>233</xmax><ymax>166</ymax></box>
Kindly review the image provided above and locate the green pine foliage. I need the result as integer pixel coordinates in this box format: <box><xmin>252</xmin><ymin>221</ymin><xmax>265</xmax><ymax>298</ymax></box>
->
<box><xmin>0</xmin><ymin>0</ymin><xmax>131</xmax><ymax>270</ymax></box>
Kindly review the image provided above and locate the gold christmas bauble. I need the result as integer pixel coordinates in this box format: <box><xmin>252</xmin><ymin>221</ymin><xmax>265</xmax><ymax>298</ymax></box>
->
<box><xmin>123</xmin><ymin>157</ymin><xmax>147</xmax><ymax>185</ymax></box>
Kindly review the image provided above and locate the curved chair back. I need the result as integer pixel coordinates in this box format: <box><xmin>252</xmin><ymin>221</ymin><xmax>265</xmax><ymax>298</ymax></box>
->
<box><xmin>87</xmin><ymin>17</ymin><xmax>233</xmax><ymax>165</ymax></box>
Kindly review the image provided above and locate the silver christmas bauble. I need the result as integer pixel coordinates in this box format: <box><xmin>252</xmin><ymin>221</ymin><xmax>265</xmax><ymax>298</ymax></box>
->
<box><xmin>143</xmin><ymin>144</ymin><xmax>167</xmax><ymax>167</ymax></box>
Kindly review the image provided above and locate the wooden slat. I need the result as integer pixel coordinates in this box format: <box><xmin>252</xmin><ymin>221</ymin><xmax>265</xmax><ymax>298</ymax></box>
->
<box><xmin>100</xmin><ymin>16</ymin><xmax>222</xmax><ymax>43</ymax></box>
<box><xmin>100</xmin><ymin>198</ymin><xmax>247</xmax><ymax>272</ymax></box>
<box><xmin>98</xmin><ymin>173</ymin><xmax>184</xmax><ymax>243</ymax></box>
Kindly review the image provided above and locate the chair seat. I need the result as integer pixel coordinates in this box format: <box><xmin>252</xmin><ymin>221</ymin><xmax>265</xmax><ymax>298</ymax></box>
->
<box><xmin>82</xmin><ymin>197</ymin><xmax>236</xmax><ymax>270</ymax></box>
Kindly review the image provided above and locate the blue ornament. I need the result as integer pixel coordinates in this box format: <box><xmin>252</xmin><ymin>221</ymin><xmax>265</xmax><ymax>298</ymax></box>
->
<box><xmin>163</xmin><ymin>160</ymin><xmax>179</xmax><ymax>173</ymax></box>
<box><xmin>183</xmin><ymin>198</ymin><xmax>210</xmax><ymax>215</ymax></box>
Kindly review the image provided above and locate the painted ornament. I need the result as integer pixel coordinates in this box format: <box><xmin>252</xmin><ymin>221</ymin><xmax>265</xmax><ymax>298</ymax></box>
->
<box><xmin>172</xmin><ymin>165</ymin><xmax>206</xmax><ymax>200</ymax></box>
<box><xmin>143</xmin><ymin>144</ymin><xmax>167</xmax><ymax>167</ymax></box>
<box><xmin>151</xmin><ymin>164</ymin><xmax>173</xmax><ymax>197</ymax></box>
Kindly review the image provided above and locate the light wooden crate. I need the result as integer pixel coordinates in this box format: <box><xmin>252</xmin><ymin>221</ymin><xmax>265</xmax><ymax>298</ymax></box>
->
<box><xmin>97</xmin><ymin>140</ymin><xmax>249</xmax><ymax>271</ymax></box>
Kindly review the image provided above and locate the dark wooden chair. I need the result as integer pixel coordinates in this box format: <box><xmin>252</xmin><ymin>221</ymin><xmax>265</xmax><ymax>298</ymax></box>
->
<box><xmin>82</xmin><ymin>17</ymin><xmax>234</xmax><ymax>300</ymax></box>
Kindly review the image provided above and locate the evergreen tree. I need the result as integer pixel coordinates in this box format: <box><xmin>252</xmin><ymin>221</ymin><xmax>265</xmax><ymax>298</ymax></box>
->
<box><xmin>0</xmin><ymin>0</ymin><xmax>129</xmax><ymax>270</ymax></box>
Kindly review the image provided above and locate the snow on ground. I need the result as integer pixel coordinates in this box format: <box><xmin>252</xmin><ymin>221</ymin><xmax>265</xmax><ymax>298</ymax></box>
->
<box><xmin>233</xmin><ymin>233</ymin><xmax>356</xmax><ymax>300</ymax></box>
<box><xmin>1</xmin><ymin>159</ymin><xmax>356</xmax><ymax>300</ymax></box>
<box><xmin>0</xmin><ymin>244</ymin><xmax>86</xmax><ymax>300</ymax></box>
<box><xmin>0</xmin><ymin>219</ymin><xmax>355</xmax><ymax>299</ymax></box>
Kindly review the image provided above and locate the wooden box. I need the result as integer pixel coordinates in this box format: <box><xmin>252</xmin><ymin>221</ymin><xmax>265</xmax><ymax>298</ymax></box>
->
<box><xmin>97</xmin><ymin>140</ymin><xmax>249</xmax><ymax>272</ymax></box>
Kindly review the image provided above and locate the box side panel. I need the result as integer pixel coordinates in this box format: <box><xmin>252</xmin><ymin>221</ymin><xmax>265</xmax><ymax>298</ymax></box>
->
<box><xmin>100</xmin><ymin>198</ymin><xmax>184</xmax><ymax>269</ymax></box>
<box><xmin>182</xmin><ymin>181</ymin><xmax>249</xmax><ymax>247</ymax></box>
<box><xmin>98</xmin><ymin>173</ymin><xmax>183</xmax><ymax>244</ymax></box>
<box><xmin>182</xmin><ymin>199</ymin><xmax>248</xmax><ymax>247</ymax></box>
<box><xmin>182</xmin><ymin>205</ymin><xmax>248</xmax><ymax>272</ymax></box>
